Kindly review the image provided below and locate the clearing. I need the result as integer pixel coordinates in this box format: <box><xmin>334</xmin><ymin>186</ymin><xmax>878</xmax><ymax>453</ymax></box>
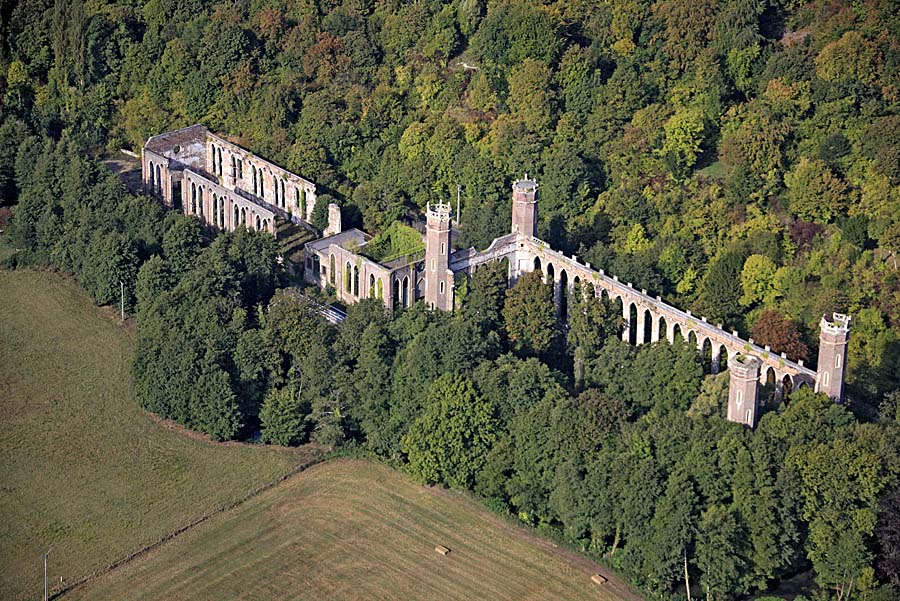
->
<box><xmin>0</xmin><ymin>269</ymin><xmax>308</xmax><ymax>600</ymax></box>
<box><xmin>67</xmin><ymin>459</ymin><xmax>641</xmax><ymax>601</ymax></box>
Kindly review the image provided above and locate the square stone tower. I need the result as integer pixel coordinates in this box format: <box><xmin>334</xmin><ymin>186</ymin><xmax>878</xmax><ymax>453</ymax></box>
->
<box><xmin>816</xmin><ymin>313</ymin><xmax>850</xmax><ymax>401</ymax></box>
<box><xmin>425</xmin><ymin>202</ymin><xmax>454</xmax><ymax>311</ymax></box>
<box><xmin>511</xmin><ymin>178</ymin><xmax>538</xmax><ymax>238</ymax></box>
<box><xmin>728</xmin><ymin>354</ymin><xmax>760</xmax><ymax>427</ymax></box>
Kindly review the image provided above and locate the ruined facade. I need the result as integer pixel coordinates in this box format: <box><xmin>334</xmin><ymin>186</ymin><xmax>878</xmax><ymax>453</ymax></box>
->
<box><xmin>143</xmin><ymin>127</ymin><xmax>850</xmax><ymax>428</ymax></box>
<box><xmin>142</xmin><ymin>125</ymin><xmax>318</xmax><ymax>234</ymax></box>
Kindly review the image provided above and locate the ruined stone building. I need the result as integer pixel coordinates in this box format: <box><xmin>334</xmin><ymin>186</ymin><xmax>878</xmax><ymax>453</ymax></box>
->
<box><xmin>143</xmin><ymin>127</ymin><xmax>850</xmax><ymax>428</ymax></box>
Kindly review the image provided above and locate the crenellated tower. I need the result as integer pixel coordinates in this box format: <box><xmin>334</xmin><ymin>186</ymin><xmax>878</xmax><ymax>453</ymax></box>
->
<box><xmin>728</xmin><ymin>354</ymin><xmax>760</xmax><ymax>427</ymax></box>
<box><xmin>511</xmin><ymin>177</ymin><xmax>538</xmax><ymax>238</ymax></box>
<box><xmin>816</xmin><ymin>313</ymin><xmax>850</xmax><ymax>401</ymax></box>
<box><xmin>425</xmin><ymin>202</ymin><xmax>454</xmax><ymax>311</ymax></box>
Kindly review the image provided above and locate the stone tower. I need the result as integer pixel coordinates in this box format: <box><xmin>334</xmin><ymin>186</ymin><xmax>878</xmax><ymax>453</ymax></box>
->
<box><xmin>511</xmin><ymin>178</ymin><xmax>538</xmax><ymax>238</ymax></box>
<box><xmin>425</xmin><ymin>202</ymin><xmax>454</xmax><ymax>311</ymax></box>
<box><xmin>816</xmin><ymin>313</ymin><xmax>850</xmax><ymax>401</ymax></box>
<box><xmin>727</xmin><ymin>354</ymin><xmax>760</xmax><ymax>427</ymax></box>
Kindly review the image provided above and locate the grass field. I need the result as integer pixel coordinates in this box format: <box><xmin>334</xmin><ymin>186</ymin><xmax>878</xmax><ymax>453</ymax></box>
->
<box><xmin>0</xmin><ymin>269</ymin><xmax>308</xmax><ymax>601</ymax></box>
<box><xmin>68</xmin><ymin>459</ymin><xmax>641</xmax><ymax>601</ymax></box>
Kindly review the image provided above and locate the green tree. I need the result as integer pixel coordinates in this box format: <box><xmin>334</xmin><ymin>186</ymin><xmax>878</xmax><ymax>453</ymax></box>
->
<box><xmin>784</xmin><ymin>157</ymin><xmax>849</xmax><ymax>223</ymax></box>
<box><xmin>503</xmin><ymin>270</ymin><xmax>558</xmax><ymax>358</ymax></box>
<box><xmin>739</xmin><ymin>254</ymin><xmax>777</xmax><ymax>307</ymax></box>
<box><xmin>694</xmin><ymin>505</ymin><xmax>747</xmax><ymax>600</ymax></box>
<box><xmin>401</xmin><ymin>374</ymin><xmax>499</xmax><ymax>488</ymax></box>
<box><xmin>260</xmin><ymin>384</ymin><xmax>309</xmax><ymax>446</ymax></box>
<box><xmin>162</xmin><ymin>214</ymin><xmax>203</xmax><ymax>277</ymax></box>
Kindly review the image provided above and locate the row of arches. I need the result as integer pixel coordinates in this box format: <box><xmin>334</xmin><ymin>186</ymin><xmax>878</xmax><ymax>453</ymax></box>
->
<box><xmin>148</xmin><ymin>161</ymin><xmax>162</xmax><ymax>195</ymax></box>
<box><xmin>529</xmin><ymin>253</ymin><xmax>808</xmax><ymax>400</ymax></box>
<box><xmin>211</xmin><ymin>140</ymin><xmax>312</xmax><ymax>220</ymax></box>
<box><xmin>188</xmin><ymin>177</ymin><xmax>272</xmax><ymax>233</ymax></box>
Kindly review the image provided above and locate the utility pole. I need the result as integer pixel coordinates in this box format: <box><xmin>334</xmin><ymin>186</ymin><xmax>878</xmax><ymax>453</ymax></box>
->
<box><xmin>43</xmin><ymin>549</ymin><xmax>50</xmax><ymax>601</ymax></box>
<box><xmin>120</xmin><ymin>281</ymin><xmax>125</xmax><ymax>321</ymax></box>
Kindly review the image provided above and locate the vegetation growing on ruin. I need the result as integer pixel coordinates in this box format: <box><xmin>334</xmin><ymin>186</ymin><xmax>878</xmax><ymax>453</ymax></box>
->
<box><xmin>360</xmin><ymin>222</ymin><xmax>425</xmax><ymax>263</ymax></box>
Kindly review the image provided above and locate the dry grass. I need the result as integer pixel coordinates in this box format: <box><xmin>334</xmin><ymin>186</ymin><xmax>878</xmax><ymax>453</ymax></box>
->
<box><xmin>0</xmin><ymin>269</ymin><xmax>303</xmax><ymax>601</ymax></box>
<box><xmin>67</xmin><ymin>459</ymin><xmax>643</xmax><ymax>601</ymax></box>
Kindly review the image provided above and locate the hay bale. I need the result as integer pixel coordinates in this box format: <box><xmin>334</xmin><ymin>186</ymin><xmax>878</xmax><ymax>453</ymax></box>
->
<box><xmin>591</xmin><ymin>574</ymin><xmax>607</xmax><ymax>586</ymax></box>
<box><xmin>435</xmin><ymin>545</ymin><xmax>450</xmax><ymax>556</ymax></box>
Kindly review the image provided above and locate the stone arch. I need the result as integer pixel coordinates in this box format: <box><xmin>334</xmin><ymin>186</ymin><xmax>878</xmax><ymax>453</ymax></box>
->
<box><xmin>252</xmin><ymin>166</ymin><xmax>258</xmax><ymax>194</ymax></box>
<box><xmin>155</xmin><ymin>164</ymin><xmax>161</xmax><ymax>193</ymax></box>
<box><xmin>255</xmin><ymin>215</ymin><xmax>261</xmax><ymax>230</ymax></box>
<box><xmin>416</xmin><ymin>277</ymin><xmax>425</xmax><ymax>297</ymax></box>
<box><xmin>198</xmin><ymin>187</ymin><xmax>204</xmax><ymax>217</ymax></box>
<box><xmin>643</xmin><ymin>309</ymin><xmax>652</xmax><ymax>344</ymax></box>
<box><xmin>559</xmin><ymin>269</ymin><xmax>569</xmax><ymax>320</ymax></box>
<box><xmin>688</xmin><ymin>330</ymin><xmax>698</xmax><ymax>349</ymax></box>
<box><xmin>376</xmin><ymin>278</ymin><xmax>383</xmax><ymax>299</ymax></box>
<box><xmin>280</xmin><ymin>180</ymin><xmax>286</xmax><ymax>209</ymax></box>
<box><xmin>393</xmin><ymin>278</ymin><xmax>401</xmax><ymax>309</ymax></box>
<box><xmin>714</xmin><ymin>344</ymin><xmax>727</xmax><ymax>374</ymax></box>
<box><xmin>546</xmin><ymin>262</ymin><xmax>554</xmax><ymax>284</ymax></box>
<box><xmin>211</xmin><ymin>194</ymin><xmax>217</xmax><ymax>223</ymax></box>
<box><xmin>149</xmin><ymin>161</ymin><xmax>155</xmax><ymax>189</ymax></box>
<box><xmin>761</xmin><ymin>366</ymin><xmax>777</xmax><ymax>404</ymax></box>
<box><xmin>534</xmin><ymin>256</ymin><xmax>542</xmax><ymax>272</ymax></box>
<box><xmin>402</xmin><ymin>275</ymin><xmax>410</xmax><ymax>307</ymax></box>
<box><xmin>219</xmin><ymin>200</ymin><xmax>225</xmax><ymax>228</ymax></box>
<box><xmin>329</xmin><ymin>254</ymin><xmax>336</xmax><ymax>285</ymax></box>
<box><xmin>700</xmin><ymin>337</ymin><xmax>713</xmax><ymax>372</ymax></box>
<box><xmin>345</xmin><ymin>261</ymin><xmax>352</xmax><ymax>293</ymax></box>
<box><xmin>231</xmin><ymin>155</ymin><xmax>237</xmax><ymax>179</ymax></box>
<box><xmin>233</xmin><ymin>205</ymin><xmax>239</xmax><ymax>229</ymax></box>
<box><xmin>217</xmin><ymin>147</ymin><xmax>223</xmax><ymax>175</ymax></box>
<box><xmin>353</xmin><ymin>265</ymin><xmax>360</xmax><ymax>296</ymax></box>
<box><xmin>659</xmin><ymin>315</ymin><xmax>668</xmax><ymax>343</ymax></box>
<box><xmin>782</xmin><ymin>374</ymin><xmax>794</xmax><ymax>402</ymax></box>
<box><xmin>628</xmin><ymin>302</ymin><xmax>637</xmax><ymax>344</ymax></box>
<box><xmin>369</xmin><ymin>274</ymin><xmax>376</xmax><ymax>298</ymax></box>
<box><xmin>262</xmin><ymin>218</ymin><xmax>269</xmax><ymax>232</ymax></box>
<box><xmin>672</xmin><ymin>323</ymin><xmax>683</xmax><ymax>342</ymax></box>
<box><xmin>612</xmin><ymin>294</ymin><xmax>624</xmax><ymax>339</ymax></box>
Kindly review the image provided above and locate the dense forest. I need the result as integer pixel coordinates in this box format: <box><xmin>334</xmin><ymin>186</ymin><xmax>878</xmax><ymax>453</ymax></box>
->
<box><xmin>2</xmin><ymin>0</ymin><xmax>900</xmax><ymax>599</ymax></box>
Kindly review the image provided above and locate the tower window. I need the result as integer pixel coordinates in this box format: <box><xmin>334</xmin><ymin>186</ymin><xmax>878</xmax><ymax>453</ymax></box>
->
<box><xmin>823</xmin><ymin>371</ymin><xmax>830</xmax><ymax>387</ymax></box>
<box><xmin>736</xmin><ymin>390</ymin><xmax>743</xmax><ymax>406</ymax></box>
<box><xmin>439</xmin><ymin>281</ymin><xmax>445</xmax><ymax>294</ymax></box>
<box><xmin>440</xmin><ymin>242</ymin><xmax>446</xmax><ymax>255</ymax></box>
<box><xmin>431</xmin><ymin>259</ymin><xmax>436</xmax><ymax>272</ymax></box>
<box><xmin>746</xmin><ymin>409</ymin><xmax>752</xmax><ymax>424</ymax></box>
<box><xmin>835</xmin><ymin>354</ymin><xmax>842</xmax><ymax>369</ymax></box>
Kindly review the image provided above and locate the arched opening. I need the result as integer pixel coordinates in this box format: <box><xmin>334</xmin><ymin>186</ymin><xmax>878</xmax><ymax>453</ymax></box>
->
<box><xmin>281</xmin><ymin>180</ymin><xmax>286</xmax><ymax>208</ymax></box>
<box><xmin>217</xmin><ymin>147</ymin><xmax>223</xmax><ymax>175</ymax></box>
<box><xmin>559</xmin><ymin>269</ymin><xmax>569</xmax><ymax>320</ymax></box>
<box><xmin>234</xmin><ymin>205</ymin><xmax>239</xmax><ymax>229</ymax></box>
<box><xmin>672</xmin><ymin>323</ymin><xmax>683</xmax><ymax>342</ymax></box>
<box><xmin>301</xmin><ymin>189</ymin><xmax>307</xmax><ymax>217</ymax></box>
<box><xmin>762</xmin><ymin>367</ymin><xmax>776</xmax><ymax>404</ymax></box>
<box><xmin>628</xmin><ymin>303</ymin><xmax>637</xmax><ymax>344</ymax></box>
<box><xmin>149</xmin><ymin>161</ymin><xmax>155</xmax><ymax>189</ymax></box>
<box><xmin>714</xmin><ymin>345</ymin><xmax>727</xmax><ymax>374</ymax></box>
<box><xmin>376</xmin><ymin>278</ymin><xmax>383</xmax><ymax>300</ymax></box>
<box><xmin>262</xmin><ymin>218</ymin><xmax>268</xmax><ymax>232</ymax></box>
<box><xmin>402</xmin><ymin>275</ymin><xmax>410</xmax><ymax>307</ymax></box>
<box><xmin>369</xmin><ymin>274</ymin><xmax>376</xmax><ymax>298</ymax></box>
<box><xmin>393</xmin><ymin>278</ymin><xmax>401</xmax><ymax>310</ymax></box>
<box><xmin>782</xmin><ymin>374</ymin><xmax>793</xmax><ymax>403</ymax></box>
<box><xmin>231</xmin><ymin>156</ymin><xmax>236</xmax><ymax>179</ymax></box>
<box><xmin>155</xmin><ymin>165</ymin><xmax>161</xmax><ymax>193</ymax></box>
<box><xmin>345</xmin><ymin>261</ymin><xmax>352</xmax><ymax>293</ymax></box>
<box><xmin>255</xmin><ymin>215</ymin><xmax>261</xmax><ymax>230</ymax></box>
<box><xmin>643</xmin><ymin>309</ymin><xmax>652</xmax><ymax>344</ymax></box>
<box><xmin>659</xmin><ymin>316</ymin><xmax>668</xmax><ymax>343</ymax></box>
<box><xmin>701</xmin><ymin>338</ymin><xmax>713</xmax><ymax>372</ymax></box>
<box><xmin>546</xmin><ymin>262</ymin><xmax>554</xmax><ymax>285</ymax></box>
<box><xmin>613</xmin><ymin>295</ymin><xmax>624</xmax><ymax>339</ymax></box>
<box><xmin>329</xmin><ymin>255</ymin><xmax>336</xmax><ymax>285</ymax></box>
<box><xmin>353</xmin><ymin>265</ymin><xmax>359</xmax><ymax>296</ymax></box>
<box><xmin>252</xmin><ymin>166</ymin><xmax>257</xmax><ymax>195</ymax></box>
<box><xmin>212</xmin><ymin>194</ymin><xmax>218</xmax><ymax>224</ymax></box>
<box><xmin>534</xmin><ymin>256</ymin><xmax>541</xmax><ymax>272</ymax></box>
<box><xmin>241</xmin><ymin>207</ymin><xmax>247</xmax><ymax>225</ymax></box>
<box><xmin>197</xmin><ymin>187</ymin><xmax>203</xmax><ymax>217</ymax></box>
<box><xmin>259</xmin><ymin>172</ymin><xmax>265</xmax><ymax>199</ymax></box>
<box><xmin>688</xmin><ymin>330</ymin><xmax>698</xmax><ymax>349</ymax></box>
<box><xmin>219</xmin><ymin>201</ymin><xmax>225</xmax><ymax>228</ymax></box>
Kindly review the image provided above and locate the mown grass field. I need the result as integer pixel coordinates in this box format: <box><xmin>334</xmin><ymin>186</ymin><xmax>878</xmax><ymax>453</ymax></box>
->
<box><xmin>68</xmin><ymin>459</ymin><xmax>640</xmax><ymax>601</ymax></box>
<box><xmin>0</xmin><ymin>269</ymin><xmax>306</xmax><ymax>600</ymax></box>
